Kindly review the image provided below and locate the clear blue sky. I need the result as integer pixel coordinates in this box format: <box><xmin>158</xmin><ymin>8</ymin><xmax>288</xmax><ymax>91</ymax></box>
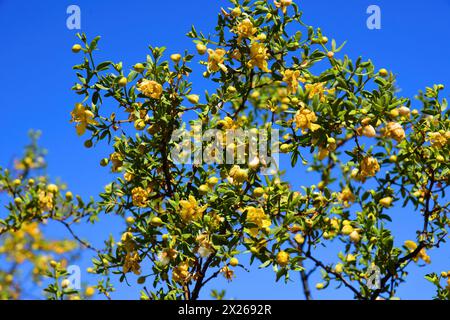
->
<box><xmin>0</xmin><ymin>0</ymin><xmax>449</xmax><ymax>299</ymax></box>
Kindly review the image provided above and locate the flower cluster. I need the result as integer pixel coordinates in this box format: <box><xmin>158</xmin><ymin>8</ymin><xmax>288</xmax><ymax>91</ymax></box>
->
<box><xmin>179</xmin><ymin>196</ymin><xmax>207</xmax><ymax>222</ymax></box>
<box><xmin>137</xmin><ymin>79</ymin><xmax>163</xmax><ymax>99</ymax></box>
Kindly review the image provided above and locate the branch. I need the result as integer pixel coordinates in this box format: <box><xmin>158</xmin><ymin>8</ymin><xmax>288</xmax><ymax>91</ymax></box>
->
<box><xmin>300</xmin><ymin>268</ymin><xmax>312</xmax><ymax>300</ymax></box>
<box><xmin>59</xmin><ymin>220</ymin><xmax>101</xmax><ymax>254</ymax></box>
<box><xmin>305</xmin><ymin>252</ymin><xmax>364</xmax><ymax>300</ymax></box>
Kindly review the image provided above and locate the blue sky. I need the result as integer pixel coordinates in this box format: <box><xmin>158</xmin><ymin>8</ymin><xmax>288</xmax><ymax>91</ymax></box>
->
<box><xmin>0</xmin><ymin>0</ymin><xmax>449</xmax><ymax>299</ymax></box>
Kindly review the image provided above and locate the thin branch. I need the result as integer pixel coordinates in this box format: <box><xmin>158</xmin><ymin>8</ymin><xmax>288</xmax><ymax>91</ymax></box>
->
<box><xmin>59</xmin><ymin>220</ymin><xmax>101</xmax><ymax>254</ymax></box>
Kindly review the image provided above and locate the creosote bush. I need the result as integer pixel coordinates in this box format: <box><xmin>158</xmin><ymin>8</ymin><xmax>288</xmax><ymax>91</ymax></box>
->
<box><xmin>1</xmin><ymin>0</ymin><xmax>449</xmax><ymax>300</ymax></box>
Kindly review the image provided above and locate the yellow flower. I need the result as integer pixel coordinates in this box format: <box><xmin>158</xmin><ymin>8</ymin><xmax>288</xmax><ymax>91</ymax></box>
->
<box><xmin>305</xmin><ymin>82</ymin><xmax>335</xmax><ymax>102</ymax></box>
<box><xmin>124</xmin><ymin>172</ymin><xmax>134</xmax><ymax>182</ymax></box>
<box><xmin>179</xmin><ymin>195</ymin><xmax>207</xmax><ymax>222</ymax></box>
<box><xmin>276</xmin><ymin>250</ymin><xmax>290</xmax><ymax>267</ymax></box>
<box><xmin>341</xmin><ymin>224</ymin><xmax>354</xmax><ymax>235</ymax></box>
<box><xmin>248</xmin><ymin>42</ymin><xmax>270</xmax><ymax>72</ymax></box>
<box><xmin>231</xmin><ymin>49</ymin><xmax>242</xmax><ymax>60</ymax></box>
<box><xmin>404</xmin><ymin>240</ymin><xmax>431</xmax><ymax>264</ymax></box>
<box><xmin>335</xmin><ymin>263</ymin><xmax>344</xmax><ymax>273</ymax></box>
<box><xmin>172</xmin><ymin>261</ymin><xmax>191</xmax><ymax>283</ymax></box>
<box><xmin>70</xmin><ymin>103</ymin><xmax>98</xmax><ymax>136</ymax></box>
<box><xmin>359</xmin><ymin>156</ymin><xmax>380</xmax><ymax>180</ymax></box>
<box><xmin>207</xmin><ymin>48</ymin><xmax>227</xmax><ymax>73</ymax></box>
<box><xmin>231</xmin><ymin>7</ymin><xmax>242</xmax><ymax>17</ymax></box>
<box><xmin>220</xmin><ymin>265</ymin><xmax>235</xmax><ymax>281</ymax></box>
<box><xmin>132</xmin><ymin>187</ymin><xmax>150</xmax><ymax>208</ymax></box>
<box><xmin>228</xmin><ymin>165</ymin><xmax>248</xmax><ymax>184</ymax></box>
<box><xmin>38</xmin><ymin>190</ymin><xmax>54</xmax><ymax>212</ymax></box>
<box><xmin>217</xmin><ymin>116</ymin><xmax>238</xmax><ymax>130</ymax></box>
<box><xmin>121</xmin><ymin>232</ymin><xmax>136</xmax><ymax>252</ymax></box>
<box><xmin>282</xmin><ymin>69</ymin><xmax>301</xmax><ymax>95</ymax></box>
<box><xmin>235</xmin><ymin>18</ymin><xmax>257</xmax><ymax>42</ymax></box>
<box><xmin>317</xmin><ymin>147</ymin><xmax>329</xmax><ymax>161</ymax></box>
<box><xmin>196</xmin><ymin>233</ymin><xmax>214</xmax><ymax>257</ymax></box>
<box><xmin>123</xmin><ymin>251</ymin><xmax>141</xmax><ymax>275</ymax></box>
<box><xmin>245</xmin><ymin>206</ymin><xmax>271</xmax><ymax>237</ymax></box>
<box><xmin>346</xmin><ymin>253</ymin><xmax>356</xmax><ymax>263</ymax></box>
<box><xmin>137</xmin><ymin>79</ymin><xmax>163</xmax><ymax>99</ymax></box>
<box><xmin>110</xmin><ymin>152</ymin><xmax>123</xmax><ymax>172</ymax></box>
<box><xmin>316</xmin><ymin>283</ymin><xmax>325</xmax><ymax>290</ymax></box>
<box><xmin>274</xmin><ymin>0</ymin><xmax>292</xmax><ymax>14</ymax></box>
<box><xmin>427</xmin><ymin>132</ymin><xmax>448</xmax><ymax>148</ymax></box>
<box><xmin>338</xmin><ymin>187</ymin><xmax>355</xmax><ymax>207</ymax></box>
<box><xmin>293</xmin><ymin>107</ymin><xmax>321</xmax><ymax>133</ymax></box>
<box><xmin>157</xmin><ymin>248</ymin><xmax>178</xmax><ymax>266</ymax></box>
<box><xmin>384</xmin><ymin>122</ymin><xmax>405</xmax><ymax>142</ymax></box>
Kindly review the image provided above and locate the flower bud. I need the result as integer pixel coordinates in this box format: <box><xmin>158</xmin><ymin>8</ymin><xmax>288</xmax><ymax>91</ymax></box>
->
<box><xmin>118</xmin><ymin>77</ymin><xmax>128</xmax><ymax>87</ymax></box>
<box><xmin>61</xmin><ymin>279</ymin><xmax>71</xmax><ymax>289</ymax></box>
<box><xmin>398</xmin><ymin>106</ymin><xmax>410</xmax><ymax>116</ymax></box>
<box><xmin>134</xmin><ymin>63</ymin><xmax>145</xmax><ymax>73</ymax></box>
<box><xmin>85</xmin><ymin>287</ymin><xmax>95</xmax><ymax>297</ymax></box>
<box><xmin>134</xmin><ymin>119</ymin><xmax>146</xmax><ymax>131</ymax></box>
<box><xmin>229</xmin><ymin>258</ymin><xmax>239</xmax><ymax>267</ymax></box>
<box><xmin>253</xmin><ymin>187</ymin><xmax>265</xmax><ymax>197</ymax></box>
<box><xmin>294</xmin><ymin>234</ymin><xmax>305</xmax><ymax>244</ymax></box>
<box><xmin>12</xmin><ymin>179</ymin><xmax>21</xmax><ymax>187</ymax></box>
<box><xmin>84</xmin><ymin>140</ymin><xmax>93</xmax><ymax>148</ymax></box>
<box><xmin>379</xmin><ymin>197</ymin><xmax>393</xmax><ymax>208</ymax></box>
<box><xmin>379</xmin><ymin>68</ymin><xmax>389</xmax><ymax>77</ymax></box>
<box><xmin>335</xmin><ymin>263</ymin><xmax>344</xmax><ymax>273</ymax></box>
<box><xmin>207</xmin><ymin>177</ymin><xmax>219</xmax><ymax>187</ymax></box>
<box><xmin>227</xmin><ymin>86</ymin><xmax>237</xmax><ymax>93</ymax></box>
<box><xmin>196</xmin><ymin>43</ymin><xmax>207</xmax><ymax>55</ymax></box>
<box><xmin>341</xmin><ymin>224</ymin><xmax>354</xmax><ymax>235</ymax></box>
<box><xmin>14</xmin><ymin>197</ymin><xmax>23</xmax><ymax>206</ymax></box>
<box><xmin>187</xmin><ymin>94</ymin><xmax>200</xmax><ymax>104</ymax></box>
<box><xmin>362</xmin><ymin>125</ymin><xmax>376</xmax><ymax>138</ymax></box>
<box><xmin>349</xmin><ymin>230</ymin><xmax>361</xmax><ymax>243</ymax></box>
<box><xmin>280</xmin><ymin>143</ymin><xmax>291</xmax><ymax>153</ymax></box>
<box><xmin>47</xmin><ymin>184</ymin><xmax>59</xmax><ymax>193</ymax></box>
<box><xmin>170</xmin><ymin>53</ymin><xmax>182</xmax><ymax>63</ymax></box>
<box><xmin>100</xmin><ymin>158</ymin><xmax>109</xmax><ymax>167</ymax></box>
<box><xmin>198</xmin><ymin>184</ymin><xmax>209</xmax><ymax>195</ymax></box>
<box><xmin>72</xmin><ymin>44</ymin><xmax>82</xmax><ymax>53</ymax></box>
<box><xmin>231</xmin><ymin>7</ymin><xmax>242</xmax><ymax>17</ymax></box>
<box><xmin>150</xmin><ymin>217</ymin><xmax>163</xmax><ymax>227</ymax></box>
